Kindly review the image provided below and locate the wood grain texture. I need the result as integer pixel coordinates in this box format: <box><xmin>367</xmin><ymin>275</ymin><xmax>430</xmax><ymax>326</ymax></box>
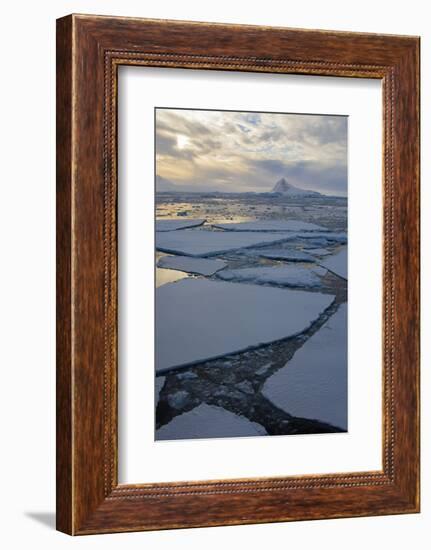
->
<box><xmin>56</xmin><ymin>14</ymin><xmax>420</xmax><ymax>535</ymax></box>
<box><xmin>56</xmin><ymin>15</ymin><xmax>73</xmax><ymax>535</ymax></box>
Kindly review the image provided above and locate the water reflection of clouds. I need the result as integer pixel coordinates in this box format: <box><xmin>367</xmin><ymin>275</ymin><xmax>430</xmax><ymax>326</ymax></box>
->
<box><xmin>156</xmin><ymin>267</ymin><xmax>188</xmax><ymax>288</ymax></box>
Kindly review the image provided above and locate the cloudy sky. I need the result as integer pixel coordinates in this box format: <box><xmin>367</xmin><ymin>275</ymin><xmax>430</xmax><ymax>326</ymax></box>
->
<box><xmin>155</xmin><ymin>108</ymin><xmax>347</xmax><ymax>196</ymax></box>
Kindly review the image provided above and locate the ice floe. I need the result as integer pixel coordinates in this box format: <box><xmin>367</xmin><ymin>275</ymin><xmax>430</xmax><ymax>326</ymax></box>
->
<box><xmin>305</xmin><ymin>248</ymin><xmax>332</xmax><ymax>256</ymax></box>
<box><xmin>157</xmin><ymin>255</ymin><xmax>227</xmax><ymax>276</ymax></box>
<box><xmin>156</xmin><ymin>230</ymin><xmax>296</xmax><ymax>257</ymax></box>
<box><xmin>295</xmin><ymin>231</ymin><xmax>347</xmax><ymax>243</ymax></box>
<box><xmin>156</xmin><ymin>404</ymin><xmax>267</xmax><ymax>440</ymax></box>
<box><xmin>156</xmin><ymin>278</ymin><xmax>334</xmax><ymax>372</ymax></box>
<box><xmin>167</xmin><ymin>390</ymin><xmax>189</xmax><ymax>409</ymax></box>
<box><xmin>262</xmin><ymin>303</ymin><xmax>347</xmax><ymax>430</ymax></box>
<box><xmin>155</xmin><ymin>376</ymin><xmax>166</xmax><ymax>404</ymax></box>
<box><xmin>156</xmin><ymin>218</ymin><xmax>206</xmax><ymax>232</ymax></box>
<box><xmin>319</xmin><ymin>246</ymin><xmax>347</xmax><ymax>280</ymax></box>
<box><xmin>217</xmin><ymin>265</ymin><xmax>326</xmax><ymax>288</ymax></box>
<box><xmin>249</xmin><ymin>248</ymin><xmax>316</xmax><ymax>262</ymax></box>
<box><xmin>312</xmin><ymin>266</ymin><xmax>328</xmax><ymax>276</ymax></box>
<box><xmin>256</xmin><ymin>363</ymin><xmax>272</xmax><ymax>375</ymax></box>
<box><xmin>213</xmin><ymin>220</ymin><xmax>325</xmax><ymax>232</ymax></box>
<box><xmin>299</xmin><ymin>239</ymin><xmax>336</xmax><ymax>248</ymax></box>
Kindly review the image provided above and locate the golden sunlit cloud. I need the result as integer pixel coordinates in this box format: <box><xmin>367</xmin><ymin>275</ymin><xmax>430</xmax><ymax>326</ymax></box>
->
<box><xmin>176</xmin><ymin>134</ymin><xmax>189</xmax><ymax>149</ymax></box>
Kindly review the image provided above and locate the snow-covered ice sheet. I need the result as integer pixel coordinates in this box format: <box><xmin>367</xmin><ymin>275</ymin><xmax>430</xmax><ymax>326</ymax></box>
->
<box><xmin>156</xmin><ymin>404</ymin><xmax>267</xmax><ymax>440</ymax></box>
<box><xmin>250</xmin><ymin>248</ymin><xmax>316</xmax><ymax>262</ymax></box>
<box><xmin>156</xmin><ymin>230</ymin><xmax>296</xmax><ymax>257</ymax></box>
<box><xmin>156</xmin><ymin>218</ymin><xmax>206</xmax><ymax>232</ymax></box>
<box><xmin>156</xmin><ymin>278</ymin><xmax>334</xmax><ymax>372</ymax></box>
<box><xmin>320</xmin><ymin>246</ymin><xmax>348</xmax><ymax>280</ymax></box>
<box><xmin>217</xmin><ymin>265</ymin><xmax>326</xmax><ymax>288</ymax></box>
<box><xmin>262</xmin><ymin>303</ymin><xmax>347</xmax><ymax>430</ymax></box>
<box><xmin>157</xmin><ymin>255</ymin><xmax>227</xmax><ymax>276</ymax></box>
<box><xmin>213</xmin><ymin>220</ymin><xmax>325</xmax><ymax>232</ymax></box>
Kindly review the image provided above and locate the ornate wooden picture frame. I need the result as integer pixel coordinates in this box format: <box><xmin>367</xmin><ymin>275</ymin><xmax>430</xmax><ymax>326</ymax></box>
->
<box><xmin>56</xmin><ymin>14</ymin><xmax>420</xmax><ymax>534</ymax></box>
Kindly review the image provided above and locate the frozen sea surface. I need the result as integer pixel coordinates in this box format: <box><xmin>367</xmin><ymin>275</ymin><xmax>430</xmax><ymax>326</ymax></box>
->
<box><xmin>156</xmin><ymin>218</ymin><xmax>206</xmax><ymax>231</ymax></box>
<box><xmin>157</xmin><ymin>255</ymin><xmax>227</xmax><ymax>276</ymax></box>
<box><xmin>320</xmin><ymin>246</ymin><xmax>348</xmax><ymax>280</ymax></box>
<box><xmin>295</xmin><ymin>231</ymin><xmax>347</xmax><ymax>243</ymax></box>
<box><xmin>213</xmin><ymin>220</ymin><xmax>325</xmax><ymax>232</ymax></box>
<box><xmin>217</xmin><ymin>265</ymin><xmax>326</xmax><ymax>288</ymax></box>
<box><xmin>305</xmin><ymin>248</ymin><xmax>332</xmax><ymax>256</ymax></box>
<box><xmin>248</xmin><ymin>248</ymin><xmax>316</xmax><ymax>262</ymax></box>
<box><xmin>262</xmin><ymin>303</ymin><xmax>347</xmax><ymax>430</ymax></box>
<box><xmin>156</xmin><ymin>230</ymin><xmax>296</xmax><ymax>257</ymax></box>
<box><xmin>156</xmin><ymin>278</ymin><xmax>334</xmax><ymax>372</ymax></box>
<box><xmin>154</xmin><ymin>192</ymin><xmax>348</xmax><ymax>437</ymax></box>
<box><xmin>156</xmin><ymin>403</ymin><xmax>267</xmax><ymax>440</ymax></box>
<box><xmin>155</xmin><ymin>376</ymin><xmax>166</xmax><ymax>405</ymax></box>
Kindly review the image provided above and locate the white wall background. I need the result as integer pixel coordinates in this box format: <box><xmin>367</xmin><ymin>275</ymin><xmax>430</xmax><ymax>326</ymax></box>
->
<box><xmin>0</xmin><ymin>1</ymin><xmax>428</xmax><ymax>548</ymax></box>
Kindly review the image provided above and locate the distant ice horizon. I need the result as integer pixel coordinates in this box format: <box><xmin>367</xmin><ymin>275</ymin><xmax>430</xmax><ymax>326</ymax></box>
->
<box><xmin>155</xmin><ymin>174</ymin><xmax>347</xmax><ymax>198</ymax></box>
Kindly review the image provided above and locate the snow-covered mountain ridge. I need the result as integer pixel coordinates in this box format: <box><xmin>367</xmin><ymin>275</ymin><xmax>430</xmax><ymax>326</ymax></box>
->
<box><xmin>271</xmin><ymin>178</ymin><xmax>321</xmax><ymax>197</ymax></box>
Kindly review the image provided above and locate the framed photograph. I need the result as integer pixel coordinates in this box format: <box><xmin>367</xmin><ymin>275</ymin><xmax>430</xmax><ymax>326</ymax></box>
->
<box><xmin>56</xmin><ymin>14</ymin><xmax>420</xmax><ymax>534</ymax></box>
